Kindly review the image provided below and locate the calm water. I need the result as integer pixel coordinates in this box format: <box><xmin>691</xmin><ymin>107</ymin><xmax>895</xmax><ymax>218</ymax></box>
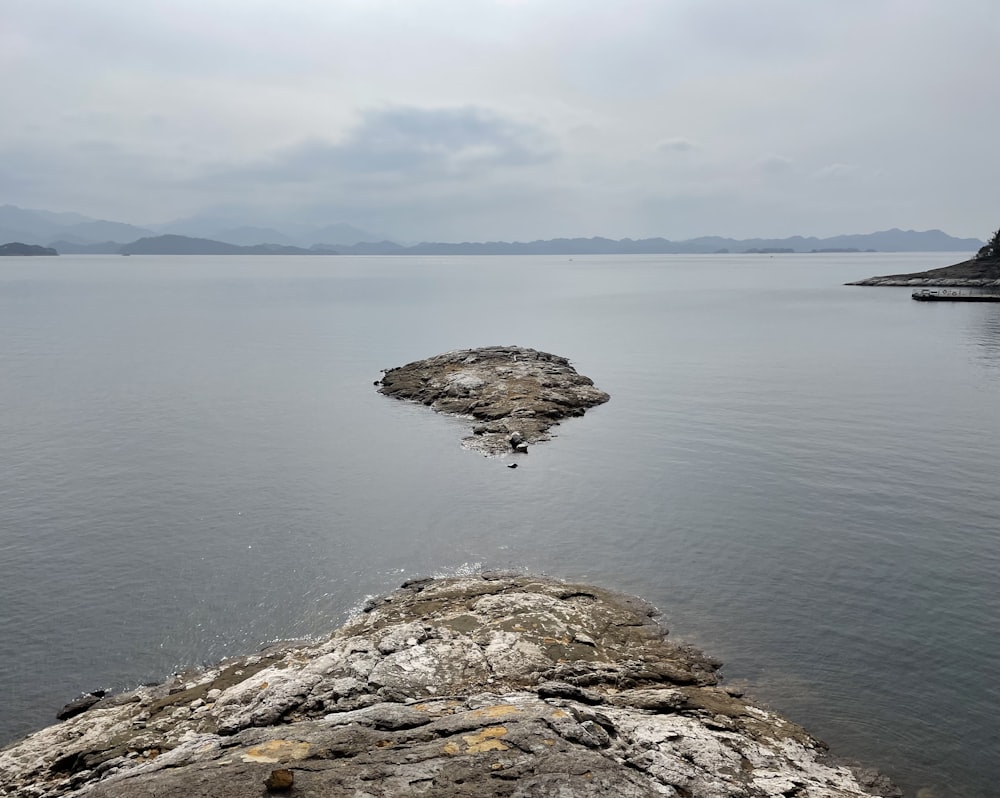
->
<box><xmin>1</xmin><ymin>253</ymin><xmax>998</xmax><ymax>796</ymax></box>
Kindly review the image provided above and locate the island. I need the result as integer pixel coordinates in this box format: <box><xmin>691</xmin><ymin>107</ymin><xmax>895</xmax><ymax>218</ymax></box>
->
<box><xmin>847</xmin><ymin>226</ymin><xmax>1000</xmax><ymax>287</ymax></box>
<box><xmin>0</xmin><ymin>574</ymin><xmax>899</xmax><ymax>797</ymax></box>
<box><xmin>376</xmin><ymin>346</ymin><xmax>610</xmax><ymax>455</ymax></box>
<box><xmin>0</xmin><ymin>242</ymin><xmax>58</xmax><ymax>256</ymax></box>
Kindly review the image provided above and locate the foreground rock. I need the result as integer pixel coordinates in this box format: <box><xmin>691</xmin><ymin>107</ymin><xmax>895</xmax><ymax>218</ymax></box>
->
<box><xmin>0</xmin><ymin>575</ymin><xmax>898</xmax><ymax>798</ymax></box>
<box><xmin>377</xmin><ymin>346</ymin><xmax>610</xmax><ymax>455</ymax></box>
<box><xmin>847</xmin><ymin>257</ymin><xmax>1000</xmax><ymax>287</ymax></box>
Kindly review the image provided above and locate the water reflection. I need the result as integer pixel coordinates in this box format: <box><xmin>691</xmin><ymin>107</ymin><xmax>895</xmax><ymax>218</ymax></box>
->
<box><xmin>969</xmin><ymin>309</ymin><xmax>1000</xmax><ymax>369</ymax></box>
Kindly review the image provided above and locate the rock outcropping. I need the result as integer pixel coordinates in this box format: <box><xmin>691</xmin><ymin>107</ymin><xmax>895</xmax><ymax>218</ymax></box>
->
<box><xmin>847</xmin><ymin>257</ymin><xmax>1000</xmax><ymax>287</ymax></box>
<box><xmin>0</xmin><ymin>575</ymin><xmax>898</xmax><ymax>798</ymax></box>
<box><xmin>377</xmin><ymin>347</ymin><xmax>610</xmax><ymax>455</ymax></box>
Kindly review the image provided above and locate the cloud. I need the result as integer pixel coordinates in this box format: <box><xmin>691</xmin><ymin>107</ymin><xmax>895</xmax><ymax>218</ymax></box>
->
<box><xmin>812</xmin><ymin>163</ymin><xmax>859</xmax><ymax>180</ymax></box>
<box><xmin>756</xmin><ymin>154</ymin><xmax>794</xmax><ymax>175</ymax></box>
<box><xmin>222</xmin><ymin>106</ymin><xmax>556</xmax><ymax>186</ymax></box>
<box><xmin>3</xmin><ymin>1</ymin><xmax>1000</xmax><ymax>238</ymax></box>
<box><xmin>656</xmin><ymin>137</ymin><xmax>698</xmax><ymax>153</ymax></box>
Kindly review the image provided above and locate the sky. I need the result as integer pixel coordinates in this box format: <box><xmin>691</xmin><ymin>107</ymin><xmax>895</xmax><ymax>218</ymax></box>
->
<box><xmin>3</xmin><ymin>0</ymin><xmax>998</xmax><ymax>241</ymax></box>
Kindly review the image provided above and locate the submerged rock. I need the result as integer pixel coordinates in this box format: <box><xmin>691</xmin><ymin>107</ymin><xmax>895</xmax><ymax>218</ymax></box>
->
<box><xmin>377</xmin><ymin>346</ymin><xmax>610</xmax><ymax>455</ymax></box>
<box><xmin>55</xmin><ymin>692</ymin><xmax>106</xmax><ymax>721</ymax></box>
<box><xmin>0</xmin><ymin>575</ymin><xmax>897</xmax><ymax>797</ymax></box>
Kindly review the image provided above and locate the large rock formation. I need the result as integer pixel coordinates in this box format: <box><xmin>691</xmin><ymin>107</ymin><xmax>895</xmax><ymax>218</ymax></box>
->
<box><xmin>0</xmin><ymin>575</ymin><xmax>898</xmax><ymax>798</ymax></box>
<box><xmin>846</xmin><ymin>257</ymin><xmax>1000</xmax><ymax>287</ymax></box>
<box><xmin>377</xmin><ymin>347</ymin><xmax>610</xmax><ymax>455</ymax></box>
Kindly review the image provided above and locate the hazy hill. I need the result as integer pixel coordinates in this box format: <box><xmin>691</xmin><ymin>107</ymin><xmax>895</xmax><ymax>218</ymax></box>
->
<box><xmin>50</xmin><ymin>240</ymin><xmax>125</xmax><ymax>254</ymax></box>
<box><xmin>154</xmin><ymin>217</ymin><xmax>386</xmax><ymax>247</ymax></box>
<box><xmin>328</xmin><ymin>229</ymin><xmax>983</xmax><ymax>256</ymax></box>
<box><xmin>311</xmin><ymin>240</ymin><xmax>405</xmax><ymax>255</ymax></box>
<box><xmin>0</xmin><ymin>242</ymin><xmax>58</xmax><ymax>256</ymax></box>
<box><xmin>121</xmin><ymin>235</ymin><xmax>316</xmax><ymax>255</ymax></box>
<box><xmin>0</xmin><ymin>205</ymin><xmax>88</xmax><ymax>239</ymax></box>
<box><xmin>56</xmin><ymin>220</ymin><xmax>154</xmax><ymax>244</ymax></box>
<box><xmin>210</xmin><ymin>226</ymin><xmax>297</xmax><ymax>247</ymax></box>
<box><xmin>308</xmin><ymin>222</ymin><xmax>390</xmax><ymax>247</ymax></box>
<box><xmin>0</xmin><ymin>206</ymin><xmax>151</xmax><ymax>247</ymax></box>
<box><xmin>0</xmin><ymin>205</ymin><xmax>985</xmax><ymax>255</ymax></box>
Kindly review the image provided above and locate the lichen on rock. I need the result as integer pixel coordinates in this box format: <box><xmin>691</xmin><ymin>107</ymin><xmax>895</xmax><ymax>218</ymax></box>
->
<box><xmin>0</xmin><ymin>574</ymin><xmax>898</xmax><ymax>798</ymax></box>
<box><xmin>376</xmin><ymin>346</ymin><xmax>610</xmax><ymax>455</ymax></box>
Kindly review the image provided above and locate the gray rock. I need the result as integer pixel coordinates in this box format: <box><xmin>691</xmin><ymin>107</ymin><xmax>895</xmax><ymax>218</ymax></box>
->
<box><xmin>536</xmin><ymin>681</ymin><xmax>604</xmax><ymax>704</ymax></box>
<box><xmin>56</xmin><ymin>692</ymin><xmax>106</xmax><ymax>721</ymax></box>
<box><xmin>377</xmin><ymin>346</ymin><xmax>609</xmax><ymax>455</ymax></box>
<box><xmin>0</xmin><ymin>576</ymin><xmax>896</xmax><ymax>798</ymax></box>
<box><xmin>846</xmin><ymin>256</ymin><xmax>1000</xmax><ymax>287</ymax></box>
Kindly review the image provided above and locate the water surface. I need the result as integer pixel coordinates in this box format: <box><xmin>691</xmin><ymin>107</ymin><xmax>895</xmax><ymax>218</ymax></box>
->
<box><xmin>1</xmin><ymin>253</ymin><xmax>997</xmax><ymax>796</ymax></box>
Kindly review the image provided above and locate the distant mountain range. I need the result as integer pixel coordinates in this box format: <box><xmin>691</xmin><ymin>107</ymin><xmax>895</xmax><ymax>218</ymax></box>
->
<box><xmin>121</xmin><ymin>235</ymin><xmax>315</xmax><ymax>256</ymax></box>
<box><xmin>0</xmin><ymin>204</ymin><xmax>985</xmax><ymax>255</ymax></box>
<box><xmin>0</xmin><ymin>205</ymin><xmax>387</xmax><ymax>250</ymax></box>
<box><xmin>324</xmin><ymin>228</ymin><xmax>983</xmax><ymax>255</ymax></box>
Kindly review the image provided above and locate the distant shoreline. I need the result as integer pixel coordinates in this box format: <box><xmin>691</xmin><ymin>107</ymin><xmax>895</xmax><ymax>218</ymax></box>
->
<box><xmin>846</xmin><ymin>256</ymin><xmax>1000</xmax><ymax>287</ymax></box>
<box><xmin>0</xmin><ymin>242</ymin><xmax>58</xmax><ymax>256</ymax></box>
<box><xmin>3</xmin><ymin>227</ymin><xmax>983</xmax><ymax>257</ymax></box>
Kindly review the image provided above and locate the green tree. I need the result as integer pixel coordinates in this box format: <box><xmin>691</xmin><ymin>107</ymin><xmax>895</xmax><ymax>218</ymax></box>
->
<box><xmin>976</xmin><ymin>227</ymin><xmax>1000</xmax><ymax>260</ymax></box>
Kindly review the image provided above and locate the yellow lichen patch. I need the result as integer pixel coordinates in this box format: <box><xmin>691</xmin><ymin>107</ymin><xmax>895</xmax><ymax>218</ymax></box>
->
<box><xmin>548</xmin><ymin>709</ymin><xmax>570</xmax><ymax>719</ymax></box>
<box><xmin>462</xmin><ymin>726</ymin><xmax>510</xmax><ymax>754</ymax></box>
<box><xmin>241</xmin><ymin>740</ymin><xmax>311</xmax><ymax>764</ymax></box>
<box><xmin>491</xmin><ymin>762</ymin><xmax>504</xmax><ymax>770</ymax></box>
<box><xmin>468</xmin><ymin>704</ymin><xmax>519</xmax><ymax>721</ymax></box>
<box><xmin>543</xmin><ymin>739</ymin><xmax>555</xmax><ymax>746</ymax></box>
<box><xmin>374</xmin><ymin>739</ymin><xmax>394</xmax><ymax>749</ymax></box>
<box><xmin>414</xmin><ymin>700</ymin><xmax>461</xmax><ymax>712</ymax></box>
<box><xmin>258</xmin><ymin>681</ymin><xmax>269</xmax><ymax>690</ymax></box>
<box><xmin>442</xmin><ymin>741</ymin><xmax>462</xmax><ymax>756</ymax></box>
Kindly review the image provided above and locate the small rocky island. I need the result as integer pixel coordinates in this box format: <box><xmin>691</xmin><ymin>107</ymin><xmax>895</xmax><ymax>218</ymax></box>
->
<box><xmin>848</xmin><ymin>225</ymin><xmax>1000</xmax><ymax>287</ymax></box>
<box><xmin>377</xmin><ymin>346</ymin><xmax>610</xmax><ymax>455</ymax></box>
<box><xmin>0</xmin><ymin>575</ymin><xmax>898</xmax><ymax>797</ymax></box>
<box><xmin>0</xmin><ymin>242</ymin><xmax>58</xmax><ymax>256</ymax></box>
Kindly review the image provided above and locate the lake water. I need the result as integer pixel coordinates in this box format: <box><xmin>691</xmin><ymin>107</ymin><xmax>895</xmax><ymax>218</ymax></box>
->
<box><xmin>1</xmin><ymin>253</ymin><xmax>997</xmax><ymax>796</ymax></box>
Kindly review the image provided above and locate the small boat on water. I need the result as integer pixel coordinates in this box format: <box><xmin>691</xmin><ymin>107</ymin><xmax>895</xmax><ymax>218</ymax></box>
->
<box><xmin>912</xmin><ymin>289</ymin><xmax>1000</xmax><ymax>302</ymax></box>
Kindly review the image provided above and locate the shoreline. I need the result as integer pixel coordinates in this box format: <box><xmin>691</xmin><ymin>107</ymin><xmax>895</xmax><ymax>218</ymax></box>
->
<box><xmin>847</xmin><ymin>256</ymin><xmax>1000</xmax><ymax>287</ymax></box>
<box><xmin>0</xmin><ymin>574</ymin><xmax>899</xmax><ymax>797</ymax></box>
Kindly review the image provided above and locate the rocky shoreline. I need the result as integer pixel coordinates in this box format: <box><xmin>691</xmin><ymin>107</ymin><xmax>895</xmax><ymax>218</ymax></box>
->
<box><xmin>846</xmin><ymin>257</ymin><xmax>1000</xmax><ymax>287</ymax></box>
<box><xmin>377</xmin><ymin>346</ymin><xmax>610</xmax><ymax>456</ymax></box>
<box><xmin>0</xmin><ymin>575</ymin><xmax>898</xmax><ymax>797</ymax></box>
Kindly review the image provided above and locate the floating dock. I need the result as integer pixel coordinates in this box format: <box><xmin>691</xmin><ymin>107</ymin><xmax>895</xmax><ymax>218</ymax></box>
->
<box><xmin>912</xmin><ymin>289</ymin><xmax>1000</xmax><ymax>302</ymax></box>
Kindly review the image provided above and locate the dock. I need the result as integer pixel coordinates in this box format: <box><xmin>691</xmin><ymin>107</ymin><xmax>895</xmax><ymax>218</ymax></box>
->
<box><xmin>912</xmin><ymin>289</ymin><xmax>1000</xmax><ymax>302</ymax></box>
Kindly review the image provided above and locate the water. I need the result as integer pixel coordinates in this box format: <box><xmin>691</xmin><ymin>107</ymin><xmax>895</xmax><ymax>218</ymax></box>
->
<box><xmin>1</xmin><ymin>253</ymin><xmax>997</xmax><ymax>796</ymax></box>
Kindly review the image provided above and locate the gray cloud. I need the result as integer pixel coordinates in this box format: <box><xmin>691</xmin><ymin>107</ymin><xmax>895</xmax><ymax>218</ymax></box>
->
<box><xmin>757</xmin><ymin>155</ymin><xmax>794</xmax><ymax>176</ymax></box>
<box><xmin>232</xmin><ymin>106</ymin><xmax>555</xmax><ymax>184</ymax></box>
<box><xmin>2</xmin><ymin>0</ymin><xmax>998</xmax><ymax>240</ymax></box>
<box><xmin>657</xmin><ymin>138</ymin><xmax>699</xmax><ymax>154</ymax></box>
<box><xmin>812</xmin><ymin>163</ymin><xmax>859</xmax><ymax>181</ymax></box>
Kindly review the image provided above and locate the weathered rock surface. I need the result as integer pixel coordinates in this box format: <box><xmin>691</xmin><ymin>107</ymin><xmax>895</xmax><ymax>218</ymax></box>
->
<box><xmin>846</xmin><ymin>257</ymin><xmax>1000</xmax><ymax>287</ymax></box>
<box><xmin>0</xmin><ymin>575</ymin><xmax>898</xmax><ymax>798</ymax></box>
<box><xmin>377</xmin><ymin>346</ymin><xmax>610</xmax><ymax>455</ymax></box>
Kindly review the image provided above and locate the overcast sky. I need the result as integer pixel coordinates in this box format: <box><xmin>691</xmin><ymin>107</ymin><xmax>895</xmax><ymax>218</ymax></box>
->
<box><xmin>3</xmin><ymin>0</ymin><xmax>998</xmax><ymax>241</ymax></box>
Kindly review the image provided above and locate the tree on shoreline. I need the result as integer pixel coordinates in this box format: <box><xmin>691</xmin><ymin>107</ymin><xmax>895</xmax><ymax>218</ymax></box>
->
<box><xmin>975</xmin><ymin>226</ymin><xmax>1000</xmax><ymax>260</ymax></box>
